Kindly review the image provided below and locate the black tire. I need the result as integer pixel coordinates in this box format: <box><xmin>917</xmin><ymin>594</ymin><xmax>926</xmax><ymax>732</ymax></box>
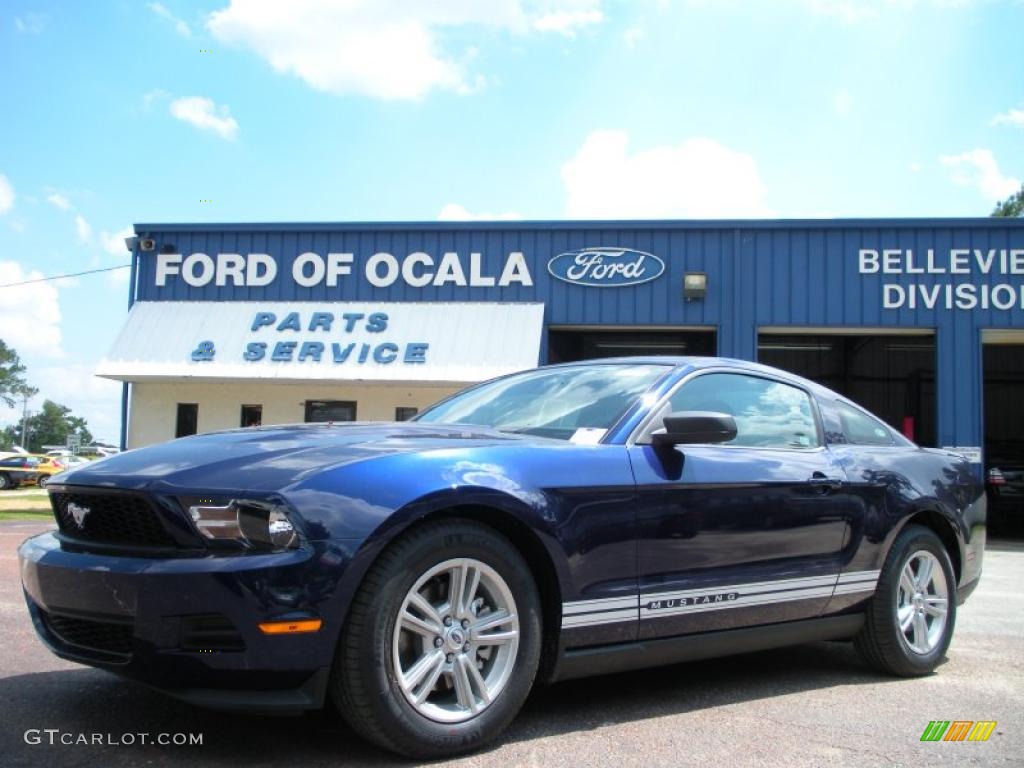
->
<box><xmin>855</xmin><ymin>524</ymin><xmax>957</xmax><ymax>676</ymax></box>
<box><xmin>332</xmin><ymin>519</ymin><xmax>542</xmax><ymax>758</ymax></box>
<box><xmin>38</xmin><ymin>475</ymin><xmax>49</xmax><ymax>489</ymax></box>
<box><xmin>0</xmin><ymin>473</ymin><xmax>11</xmax><ymax>491</ymax></box>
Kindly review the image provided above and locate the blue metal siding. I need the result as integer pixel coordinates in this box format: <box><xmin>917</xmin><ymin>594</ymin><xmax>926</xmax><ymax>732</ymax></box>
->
<box><xmin>131</xmin><ymin>219</ymin><xmax>1024</xmax><ymax>459</ymax></box>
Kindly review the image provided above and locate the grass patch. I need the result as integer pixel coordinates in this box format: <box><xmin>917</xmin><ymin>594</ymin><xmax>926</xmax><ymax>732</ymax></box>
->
<box><xmin>0</xmin><ymin>509</ymin><xmax>53</xmax><ymax>521</ymax></box>
<box><xmin>0</xmin><ymin>496</ymin><xmax>50</xmax><ymax>512</ymax></box>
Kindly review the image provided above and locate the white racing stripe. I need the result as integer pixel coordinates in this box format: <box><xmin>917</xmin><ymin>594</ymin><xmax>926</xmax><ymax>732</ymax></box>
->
<box><xmin>832</xmin><ymin>569</ymin><xmax>881</xmax><ymax>596</ymax></box>
<box><xmin>641</xmin><ymin>573</ymin><xmax>838</xmax><ymax>604</ymax></box>
<box><xmin>561</xmin><ymin>570</ymin><xmax>881</xmax><ymax>629</ymax></box>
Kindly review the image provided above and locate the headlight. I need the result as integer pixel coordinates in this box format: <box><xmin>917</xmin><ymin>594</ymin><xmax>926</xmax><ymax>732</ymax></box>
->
<box><xmin>181</xmin><ymin>498</ymin><xmax>299</xmax><ymax>550</ymax></box>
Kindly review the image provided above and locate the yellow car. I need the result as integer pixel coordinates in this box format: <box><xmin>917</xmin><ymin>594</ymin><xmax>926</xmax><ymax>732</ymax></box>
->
<box><xmin>27</xmin><ymin>455</ymin><xmax>67</xmax><ymax>488</ymax></box>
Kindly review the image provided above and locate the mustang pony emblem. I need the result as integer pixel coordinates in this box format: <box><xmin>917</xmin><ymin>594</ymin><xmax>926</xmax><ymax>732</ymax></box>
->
<box><xmin>67</xmin><ymin>502</ymin><xmax>91</xmax><ymax>528</ymax></box>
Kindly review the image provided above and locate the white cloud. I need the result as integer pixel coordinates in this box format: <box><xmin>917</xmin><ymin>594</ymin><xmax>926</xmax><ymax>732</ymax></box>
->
<box><xmin>562</xmin><ymin>130</ymin><xmax>772</xmax><ymax>219</ymax></box>
<box><xmin>992</xmin><ymin>107</ymin><xmax>1024</xmax><ymax>128</ymax></box>
<box><xmin>623</xmin><ymin>25</ymin><xmax>645</xmax><ymax>47</ymax></box>
<box><xmin>0</xmin><ymin>261</ymin><xmax>62</xmax><ymax>358</ymax></box>
<box><xmin>806</xmin><ymin>0</ymin><xmax>975</xmax><ymax>23</ymax></box>
<box><xmin>532</xmin><ymin>8</ymin><xmax>603</xmax><ymax>37</ymax></box>
<box><xmin>100</xmin><ymin>227</ymin><xmax>134</xmax><ymax>284</ymax></box>
<box><xmin>100</xmin><ymin>227</ymin><xmax>134</xmax><ymax>257</ymax></box>
<box><xmin>10</xmin><ymin>363</ymin><xmax>124</xmax><ymax>444</ymax></box>
<box><xmin>833</xmin><ymin>88</ymin><xmax>852</xmax><ymax>116</ymax></box>
<box><xmin>142</xmin><ymin>88</ymin><xmax>171</xmax><ymax>111</ymax></box>
<box><xmin>940</xmin><ymin>149</ymin><xmax>1020</xmax><ymax>201</ymax></box>
<box><xmin>908</xmin><ymin>162</ymin><xmax>922</xmax><ymax>173</ymax></box>
<box><xmin>148</xmin><ymin>2</ymin><xmax>192</xmax><ymax>37</ymax></box>
<box><xmin>74</xmin><ymin>214</ymin><xmax>92</xmax><ymax>244</ymax></box>
<box><xmin>169</xmin><ymin>96</ymin><xmax>239</xmax><ymax>139</ymax></box>
<box><xmin>0</xmin><ymin>175</ymin><xmax>13</xmax><ymax>214</ymax></box>
<box><xmin>438</xmin><ymin>203</ymin><xmax>523</xmax><ymax>221</ymax></box>
<box><xmin>46</xmin><ymin>192</ymin><xmax>72</xmax><ymax>210</ymax></box>
<box><xmin>13</xmin><ymin>13</ymin><xmax>47</xmax><ymax>34</ymax></box>
<box><xmin>806</xmin><ymin>0</ymin><xmax>879</xmax><ymax>23</ymax></box>
<box><xmin>207</xmin><ymin>0</ymin><xmax>606</xmax><ymax>101</ymax></box>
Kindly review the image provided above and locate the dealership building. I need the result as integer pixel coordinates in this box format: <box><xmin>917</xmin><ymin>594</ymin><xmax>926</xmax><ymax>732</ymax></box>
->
<box><xmin>99</xmin><ymin>218</ymin><xmax>1024</xmax><ymax>473</ymax></box>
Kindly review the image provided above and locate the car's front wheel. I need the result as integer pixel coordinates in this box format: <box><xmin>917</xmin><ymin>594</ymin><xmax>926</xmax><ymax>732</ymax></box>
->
<box><xmin>0</xmin><ymin>473</ymin><xmax>11</xmax><ymax>491</ymax></box>
<box><xmin>332</xmin><ymin>519</ymin><xmax>542</xmax><ymax>758</ymax></box>
<box><xmin>855</xmin><ymin>524</ymin><xmax>956</xmax><ymax>676</ymax></box>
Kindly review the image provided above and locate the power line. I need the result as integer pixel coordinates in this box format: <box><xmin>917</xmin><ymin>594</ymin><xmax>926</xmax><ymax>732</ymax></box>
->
<box><xmin>0</xmin><ymin>263</ymin><xmax>131</xmax><ymax>288</ymax></box>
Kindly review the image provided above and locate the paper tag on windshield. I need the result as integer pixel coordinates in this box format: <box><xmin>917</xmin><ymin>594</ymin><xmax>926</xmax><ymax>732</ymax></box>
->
<box><xmin>570</xmin><ymin>428</ymin><xmax>607</xmax><ymax>445</ymax></box>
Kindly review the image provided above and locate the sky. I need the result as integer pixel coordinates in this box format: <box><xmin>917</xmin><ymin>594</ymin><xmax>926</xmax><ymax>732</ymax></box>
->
<box><xmin>0</xmin><ymin>0</ymin><xmax>1022</xmax><ymax>443</ymax></box>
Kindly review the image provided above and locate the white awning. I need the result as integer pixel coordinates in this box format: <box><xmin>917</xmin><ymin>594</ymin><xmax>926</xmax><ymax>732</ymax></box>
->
<box><xmin>97</xmin><ymin>301</ymin><xmax>545</xmax><ymax>383</ymax></box>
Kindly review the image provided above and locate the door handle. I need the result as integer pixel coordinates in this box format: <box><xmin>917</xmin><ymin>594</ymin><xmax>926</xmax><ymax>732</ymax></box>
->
<box><xmin>809</xmin><ymin>473</ymin><xmax>842</xmax><ymax>493</ymax></box>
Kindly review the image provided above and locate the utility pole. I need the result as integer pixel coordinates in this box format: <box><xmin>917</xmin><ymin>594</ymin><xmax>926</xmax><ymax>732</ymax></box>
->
<box><xmin>20</xmin><ymin>391</ymin><xmax>30</xmax><ymax>450</ymax></box>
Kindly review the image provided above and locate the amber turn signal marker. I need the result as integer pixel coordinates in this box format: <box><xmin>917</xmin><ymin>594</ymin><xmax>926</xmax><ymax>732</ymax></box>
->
<box><xmin>258</xmin><ymin>618</ymin><xmax>322</xmax><ymax>634</ymax></box>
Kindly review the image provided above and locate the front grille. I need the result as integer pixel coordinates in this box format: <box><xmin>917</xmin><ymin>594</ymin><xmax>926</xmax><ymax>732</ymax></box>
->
<box><xmin>180</xmin><ymin>614</ymin><xmax>246</xmax><ymax>652</ymax></box>
<box><xmin>50</xmin><ymin>491</ymin><xmax>177</xmax><ymax>548</ymax></box>
<box><xmin>43</xmin><ymin>610</ymin><xmax>133</xmax><ymax>658</ymax></box>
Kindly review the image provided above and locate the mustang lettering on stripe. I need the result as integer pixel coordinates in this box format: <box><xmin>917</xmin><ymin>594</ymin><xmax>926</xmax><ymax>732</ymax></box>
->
<box><xmin>561</xmin><ymin>570</ymin><xmax>882</xmax><ymax>629</ymax></box>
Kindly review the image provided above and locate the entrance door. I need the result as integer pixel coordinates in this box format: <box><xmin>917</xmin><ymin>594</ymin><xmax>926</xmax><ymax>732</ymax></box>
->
<box><xmin>304</xmin><ymin>400</ymin><xmax>356</xmax><ymax>423</ymax></box>
<box><xmin>629</xmin><ymin>370</ymin><xmax>850</xmax><ymax>640</ymax></box>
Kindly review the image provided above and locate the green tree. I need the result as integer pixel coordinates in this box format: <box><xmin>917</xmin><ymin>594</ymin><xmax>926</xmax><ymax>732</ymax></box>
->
<box><xmin>2</xmin><ymin>400</ymin><xmax>93</xmax><ymax>453</ymax></box>
<box><xmin>0</xmin><ymin>339</ymin><xmax>32</xmax><ymax>408</ymax></box>
<box><xmin>991</xmin><ymin>183</ymin><xmax>1024</xmax><ymax>217</ymax></box>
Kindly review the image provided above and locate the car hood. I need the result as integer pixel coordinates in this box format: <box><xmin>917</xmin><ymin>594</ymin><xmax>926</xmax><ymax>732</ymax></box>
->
<box><xmin>55</xmin><ymin>422</ymin><xmax>537</xmax><ymax>493</ymax></box>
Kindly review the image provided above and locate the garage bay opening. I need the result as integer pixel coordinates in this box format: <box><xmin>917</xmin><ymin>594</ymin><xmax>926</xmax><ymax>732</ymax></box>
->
<box><xmin>983</xmin><ymin>337</ymin><xmax>1024</xmax><ymax>534</ymax></box>
<box><xmin>548</xmin><ymin>328</ymin><xmax>716</xmax><ymax>363</ymax></box>
<box><xmin>757</xmin><ymin>332</ymin><xmax>936</xmax><ymax>447</ymax></box>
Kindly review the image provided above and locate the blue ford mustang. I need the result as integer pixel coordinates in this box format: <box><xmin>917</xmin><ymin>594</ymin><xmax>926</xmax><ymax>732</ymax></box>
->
<box><xmin>19</xmin><ymin>358</ymin><xmax>985</xmax><ymax>757</ymax></box>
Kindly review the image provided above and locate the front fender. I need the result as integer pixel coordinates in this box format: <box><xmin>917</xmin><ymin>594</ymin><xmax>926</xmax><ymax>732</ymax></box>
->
<box><xmin>279</xmin><ymin>449</ymin><xmax>581</xmax><ymax>642</ymax></box>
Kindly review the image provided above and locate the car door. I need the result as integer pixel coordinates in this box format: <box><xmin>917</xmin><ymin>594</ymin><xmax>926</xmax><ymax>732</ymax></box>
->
<box><xmin>627</xmin><ymin>370</ymin><xmax>854</xmax><ymax>640</ymax></box>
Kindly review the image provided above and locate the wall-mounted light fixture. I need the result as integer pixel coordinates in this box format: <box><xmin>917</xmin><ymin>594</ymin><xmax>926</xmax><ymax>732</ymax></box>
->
<box><xmin>683</xmin><ymin>271</ymin><xmax>707</xmax><ymax>300</ymax></box>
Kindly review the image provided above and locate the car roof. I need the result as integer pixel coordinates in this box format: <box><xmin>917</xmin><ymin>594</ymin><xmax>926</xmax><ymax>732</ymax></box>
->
<box><xmin>539</xmin><ymin>355</ymin><xmax>837</xmax><ymax>400</ymax></box>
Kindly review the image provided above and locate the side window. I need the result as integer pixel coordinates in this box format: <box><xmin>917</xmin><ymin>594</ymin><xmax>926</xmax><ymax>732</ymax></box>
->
<box><xmin>662</xmin><ymin>373</ymin><xmax>820</xmax><ymax>449</ymax></box>
<box><xmin>834</xmin><ymin>401</ymin><xmax>895</xmax><ymax>446</ymax></box>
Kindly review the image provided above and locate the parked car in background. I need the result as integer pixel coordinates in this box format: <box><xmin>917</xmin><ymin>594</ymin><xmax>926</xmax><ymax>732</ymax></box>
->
<box><xmin>27</xmin><ymin>455</ymin><xmax>67</xmax><ymax>488</ymax></box>
<box><xmin>985</xmin><ymin>442</ymin><xmax>1024</xmax><ymax>520</ymax></box>
<box><xmin>19</xmin><ymin>358</ymin><xmax>986</xmax><ymax>757</ymax></box>
<box><xmin>0</xmin><ymin>456</ymin><xmax>44</xmax><ymax>489</ymax></box>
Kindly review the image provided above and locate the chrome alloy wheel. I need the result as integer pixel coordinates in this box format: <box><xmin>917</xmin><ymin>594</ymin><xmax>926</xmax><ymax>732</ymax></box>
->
<box><xmin>392</xmin><ymin>557</ymin><xmax>520</xmax><ymax>724</ymax></box>
<box><xmin>896</xmin><ymin>550</ymin><xmax>949</xmax><ymax>655</ymax></box>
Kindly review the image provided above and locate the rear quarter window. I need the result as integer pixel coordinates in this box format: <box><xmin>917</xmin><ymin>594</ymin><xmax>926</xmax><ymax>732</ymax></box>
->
<box><xmin>834</xmin><ymin>401</ymin><xmax>896</xmax><ymax>446</ymax></box>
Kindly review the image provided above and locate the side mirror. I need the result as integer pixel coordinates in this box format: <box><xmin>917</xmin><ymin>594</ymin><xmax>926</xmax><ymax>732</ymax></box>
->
<box><xmin>652</xmin><ymin>411</ymin><xmax>737</xmax><ymax>446</ymax></box>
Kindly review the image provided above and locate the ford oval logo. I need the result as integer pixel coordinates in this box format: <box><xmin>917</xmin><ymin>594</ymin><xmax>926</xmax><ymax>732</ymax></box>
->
<box><xmin>547</xmin><ymin>247</ymin><xmax>665</xmax><ymax>287</ymax></box>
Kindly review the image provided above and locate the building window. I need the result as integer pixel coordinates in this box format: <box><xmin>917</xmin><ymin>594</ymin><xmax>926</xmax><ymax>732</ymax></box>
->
<box><xmin>175</xmin><ymin>403</ymin><xmax>198</xmax><ymax>438</ymax></box>
<box><xmin>304</xmin><ymin>400</ymin><xmax>356</xmax><ymax>423</ymax></box>
<box><xmin>240</xmin><ymin>404</ymin><xmax>263</xmax><ymax>428</ymax></box>
<box><xmin>395</xmin><ymin>407</ymin><xmax>418</xmax><ymax>421</ymax></box>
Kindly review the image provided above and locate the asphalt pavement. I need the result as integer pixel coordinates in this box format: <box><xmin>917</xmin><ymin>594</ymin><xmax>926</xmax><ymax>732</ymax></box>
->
<box><xmin>1</xmin><ymin>518</ymin><xmax>1021</xmax><ymax>767</ymax></box>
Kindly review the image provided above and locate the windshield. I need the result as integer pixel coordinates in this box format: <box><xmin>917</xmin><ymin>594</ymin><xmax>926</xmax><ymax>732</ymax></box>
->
<box><xmin>415</xmin><ymin>363</ymin><xmax>670</xmax><ymax>441</ymax></box>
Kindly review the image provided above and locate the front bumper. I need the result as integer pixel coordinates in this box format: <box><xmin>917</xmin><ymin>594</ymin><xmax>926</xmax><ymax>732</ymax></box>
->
<box><xmin>19</xmin><ymin>532</ymin><xmax>355</xmax><ymax>712</ymax></box>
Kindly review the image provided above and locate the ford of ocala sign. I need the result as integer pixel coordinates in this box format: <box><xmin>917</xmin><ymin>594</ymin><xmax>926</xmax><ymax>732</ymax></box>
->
<box><xmin>547</xmin><ymin>247</ymin><xmax>665</xmax><ymax>287</ymax></box>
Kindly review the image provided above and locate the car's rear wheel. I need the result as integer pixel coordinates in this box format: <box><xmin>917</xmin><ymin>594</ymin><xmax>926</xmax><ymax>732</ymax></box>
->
<box><xmin>38</xmin><ymin>475</ymin><xmax>49</xmax><ymax>488</ymax></box>
<box><xmin>332</xmin><ymin>519</ymin><xmax>542</xmax><ymax>758</ymax></box>
<box><xmin>855</xmin><ymin>524</ymin><xmax>956</xmax><ymax>676</ymax></box>
<box><xmin>0</xmin><ymin>473</ymin><xmax>11</xmax><ymax>491</ymax></box>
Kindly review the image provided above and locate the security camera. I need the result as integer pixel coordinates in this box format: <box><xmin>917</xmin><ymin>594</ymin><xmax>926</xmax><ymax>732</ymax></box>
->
<box><xmin>123</xmin><ymin>236</ymin><xmax>139</xmax><ymax>252</ymax></box>
<box><xmin>140</xmin><ymin>238</ymin><xmax>156</xmax><ymax>251</ymax></box>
